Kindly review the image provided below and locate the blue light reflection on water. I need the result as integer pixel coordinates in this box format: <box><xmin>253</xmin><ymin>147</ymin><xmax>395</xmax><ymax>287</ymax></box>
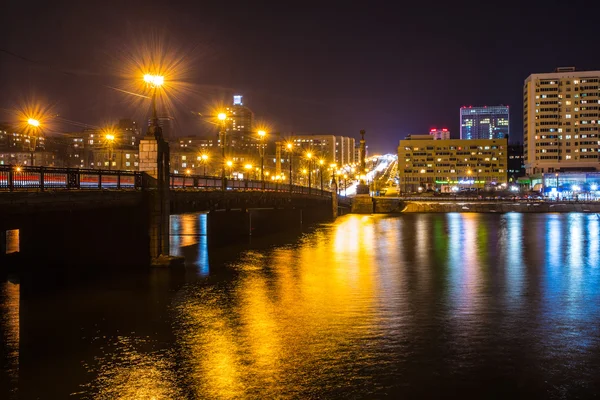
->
<box><xmin>169</xmin><ymin>213</ymin><xmax>209</xmax><ymax>276</ymax></box>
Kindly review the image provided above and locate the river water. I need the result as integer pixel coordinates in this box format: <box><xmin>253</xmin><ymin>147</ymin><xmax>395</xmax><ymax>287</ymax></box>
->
<box><xmin>1</xmin><ymin>213</ymin><xmax>600</xmax><ymax>399</ymax></box>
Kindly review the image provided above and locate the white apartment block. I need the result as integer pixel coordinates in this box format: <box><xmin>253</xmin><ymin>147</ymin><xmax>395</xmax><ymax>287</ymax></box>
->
<box><xmin>292</xmin><ymin>134</ymin><xmax>356</xmax><ymax>166</ymax></box>
<box><xmin>524</xmin><ymin>67</ymin><xmax>600</xmax><ymax>174</ymax></box>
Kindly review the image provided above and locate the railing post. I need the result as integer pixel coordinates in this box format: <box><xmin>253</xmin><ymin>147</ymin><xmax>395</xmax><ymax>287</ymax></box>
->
<box><xmin>135</xmin><ymin>172</ymin><xmax>142</xmax><ymax>190</ymax></box>
<box><xmin>40</xmin><ymin>166</ymin><xmax>45</xmax><ymax>191</ymax></box>
<box><xmin>8</xmin><ymin>167</ymin><xmax>14</xmax><ymax>192</ymax></box>
<box><xmin>98</xmin><ymin>171</ymin><xmax>102</xmax><ymax>189</ymax></box>
<box><xmin>117</xmin><ymin>171</ymin><xmax>121</xmax><ymax>190</ymax></box>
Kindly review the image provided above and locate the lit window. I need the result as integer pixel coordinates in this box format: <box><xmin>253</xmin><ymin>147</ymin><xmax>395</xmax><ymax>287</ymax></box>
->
<box><xmin>566</xmin><ymin>114</ymin><xmax>571</xmax><ymax>118</ymax></box>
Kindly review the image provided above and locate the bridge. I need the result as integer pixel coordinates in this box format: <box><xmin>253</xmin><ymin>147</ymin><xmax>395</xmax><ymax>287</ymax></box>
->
<box><xmin>0</xmin><ymin>165</ymin><xmax>349</xmax><ymax>269</ymax></box>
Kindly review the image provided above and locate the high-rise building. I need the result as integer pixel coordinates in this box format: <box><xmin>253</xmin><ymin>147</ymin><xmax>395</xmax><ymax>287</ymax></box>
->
<box><xmin>429</xmin><ymin>128</ymin><xmax>451</xmax><ymax>140</ymax></box>
<box><xmin>460</xmin><ymin>106</ymin><xmax>509</xmax><ymax>140</ymax></box>
<box><xmin>225</xmin><ymin>95</ymin><xmax>254</xmax><ymax>149</ymax></box>
<box><xmin>508</xmin><ymin>144</ymin><xmax>526</xmax><ymax>181</ymax></box>
<box><xmin>397</xmin><ymin>136</ymin><xmax>508</xmax><ymax>193</ymax></box>
<box><xmin>523</xmin><ymin>67</ymin><xmax>600</xmax><ymax>174</ymax></box>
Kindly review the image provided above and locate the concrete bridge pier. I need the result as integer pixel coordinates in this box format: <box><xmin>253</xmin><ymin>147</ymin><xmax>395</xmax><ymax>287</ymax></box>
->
<box><xmin>139</xmin><ymin>127</ymin><xmax>182</xmax><ymax>266</ymax></box>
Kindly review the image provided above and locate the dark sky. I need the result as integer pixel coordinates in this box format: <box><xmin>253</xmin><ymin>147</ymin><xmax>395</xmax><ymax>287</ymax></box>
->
<box><xmin>1</xmin><ymin>0</ymin><xmax>599</xmax><ymax>153</ymax></box>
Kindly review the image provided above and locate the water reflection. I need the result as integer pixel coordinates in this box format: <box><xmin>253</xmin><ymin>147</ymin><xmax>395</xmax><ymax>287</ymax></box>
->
<box><xmin>170</xmin><ymin>213</ymin><xmax>209</xmax><ymax>276</ymax></box>
<box><xmin>0</xmin><ymin>280</ymin><xmax>19</xmax><ymax>400</ymax></box>
<box><xmin>3</xmin><ymin>213</ymin><xmax>600</xmax><ymax>398</ymax></box>
<box><xmin>173</xmin><ymin>213</ymin><xmax>600</xmax><ymax>398</ymax></box>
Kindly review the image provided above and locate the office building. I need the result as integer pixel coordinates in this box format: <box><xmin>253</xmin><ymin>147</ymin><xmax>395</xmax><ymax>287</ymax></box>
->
<box><xmin>508</xmin><ymin>144</ymin><xmax>525</xmax><ymax>181</ymax></box>
<box><xmin>224</xmin><ymin>95</ymin><xmax>254</xmax><ymax>149</ymax></box>
<box><xmin>523</xmin><ymin>67</ymin><xmax>600</xmax><ymax>174</ymax></box>
<box><xmin>460</xmin><ymin>106</ymin><xmax>509</xmax><ymax>140</ymax></box>
<box><xmin>397</xmin><ymin>136</ymin><xmax>508</xmax><ymax>193</ymax></box>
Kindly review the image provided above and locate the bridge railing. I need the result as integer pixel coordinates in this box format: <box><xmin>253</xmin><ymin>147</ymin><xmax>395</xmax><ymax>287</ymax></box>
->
<box><xmin>169</xmin><ymin>173</ymin><xmax>331</xmax><ymax>197</ymax></box>
<box><xmin>0</xmin><ymin>165</ymin><xmax>332</xmax><ymax>197</ymax></box>
<box><xmin>0</xmin><ymin>165</ymin><xmax>142</xmax><ymax>191</ymax></box>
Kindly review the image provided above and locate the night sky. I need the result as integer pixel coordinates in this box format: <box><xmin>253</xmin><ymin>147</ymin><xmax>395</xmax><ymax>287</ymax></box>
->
<box><xmin>1</xmin><ymin>0</ymin><xmax>599</xmax><ymax>153</ymax></box>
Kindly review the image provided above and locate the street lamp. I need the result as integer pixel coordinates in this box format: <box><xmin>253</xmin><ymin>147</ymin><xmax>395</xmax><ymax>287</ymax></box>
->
<box><xmin>319</xmin><ymin>159</ymin><xmax>324</xmax><ymax>192</ymax></box>
<box><xmin>286</xmin><ymin>142</ymin><xmax>294</xmax><ymax>191</ymax></box>
<box><xmin>27</xmin><ymin>118</ymin><xmax>41</xmax><ymax>166</ymax></box>
<box><xmin>343</xmin><ymin>174</ymin><xmax>348</xmax><ymax>196</ymax></box>
<box><xmin>226</xmin><ymin>159</ymin><xmax>233</xmax><ymax>179</ymax></box>
<box><xmin>467</xmin><ymin>170</ymin><xmax>473</xmax><ymax>192</ymax></box>
<box><xmin>143</xmin><ymin>74</ymin><xmax>164</xmax><ymax>134</ymax></box>
<box><xmin>306</xmin><ymin>152</ymin><xmax>313</xmax><ymax>194</ymax></box>
<box><xmin>217</xmin><ymin>112</ymin><xmax>228</xmax><ymax>188</ymax></box>
<box><xmin>200</xmin><ymin>153</ymin><xmax>209</xmax><ymax>176</ymax></box>
<box><xmin>258</xmin><ymin>130</ymin><xmax>266</xmax><ymax>189</ymax></box>
<box><xmin>105</xmin><ymin>132</ymin><xmax>115</xmax><ymax>170</ymax></box>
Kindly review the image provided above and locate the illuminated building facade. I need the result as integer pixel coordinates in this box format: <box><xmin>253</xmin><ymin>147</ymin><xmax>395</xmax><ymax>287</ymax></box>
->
<box><xmin>460</xmin><ymin>106</ymin><xmax>509</xmax><ymax>140</ymax></box>
<box><xmin>523</xmin><ymin>67</ymin><xmax>600</xmax><ymax>174</ymax></box>
<box><xmin>397</xmin><ymin>136</ymin><xmax>508</xmax><ymax>193</ymax></box>
<box><xmin>429</xmin><ymin>128</ymin><xmax>450</xmax><ymax>140</ymax></box>
<box><xmin>291</xmin><ymin>134</ymin><xmax>356</xmax><ymax>165</ymax></box>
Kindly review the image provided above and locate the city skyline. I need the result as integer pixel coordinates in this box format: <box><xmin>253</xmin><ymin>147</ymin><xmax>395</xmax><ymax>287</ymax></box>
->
<box><xmin>1</xmin><ymin>2</ymin><xmax>600</xmax><ymax>153</ymax></box>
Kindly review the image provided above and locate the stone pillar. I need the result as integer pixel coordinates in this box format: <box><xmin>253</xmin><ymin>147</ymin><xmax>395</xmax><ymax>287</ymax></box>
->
<box><xmin>139</xmin><ymin>126</ymin><xmax>174</xmax><ymax>265</ymax></box>
<box><xmin>356</xmin><ymin>129</ymin><xmax>370</xmax><ymax>195</ymax></box>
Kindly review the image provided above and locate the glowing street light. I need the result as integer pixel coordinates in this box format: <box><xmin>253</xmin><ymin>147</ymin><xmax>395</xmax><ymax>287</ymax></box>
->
<box><xmin>218</xmin><ymin>113</ymin><xmax>227</xmax><ymax>121</ymax></box>
<box><xmin>199</xmin><ymin>153</ymin><xmax>209</xmax><ymax>176</ymax></box>
<box><xmin>26</xmin><ymin>118</ymin><xmax>42</xmax><ymax>166</ymax></box>
<box><xmin>305</xmin><ymin>152</ymin><xmax>313</xmax><ymax>193</ymax></box>
<box><xmin>318</xmin><ymin>159</ymin><xmax>325</xmax><ymax>191</ymax></box>
<box><xmin>105</xmin><ymin>132</ymin><xmax>116</xmax><ymax>170</ymax></box>
<box><xmin>257</xmin><ymin>130</ymin><xmax>267</xmax><ymax>188</ymax></box>
<box><xmin>143</xmin><ymin>74</ymin><xmax>164</xmax><ymax>87</ymax></box>
<box><xmin>143</xmin><ymin>73</ymin><xmax>165</xmax><ymax>138</ymax></box>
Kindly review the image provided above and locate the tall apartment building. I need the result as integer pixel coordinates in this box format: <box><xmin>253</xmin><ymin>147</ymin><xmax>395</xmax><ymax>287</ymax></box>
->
<box><xmin>291</xmin><ymin>134</ymin><xmax>356</xmax><ymax>165</ymax></box>
<box><xmin>523</xmin><ymin>67</ymin><xmax>600</xmax><ymax>174</ymax></box>
<box><xmin>460</xmin><ymin>106</ymin><xmax>509</xmax><ymax>140</ymax></box>
<box><xmin>397</xmin><ymin>136</ymin><xmax>508</xmax><ymax>193</ymax></box>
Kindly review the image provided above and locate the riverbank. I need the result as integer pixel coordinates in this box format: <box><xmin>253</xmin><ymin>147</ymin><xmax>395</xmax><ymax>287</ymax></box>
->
<box><xmin>352</xmin><ymin>197</ymin><xmax>600</xmax><ymax>213</ymax></box>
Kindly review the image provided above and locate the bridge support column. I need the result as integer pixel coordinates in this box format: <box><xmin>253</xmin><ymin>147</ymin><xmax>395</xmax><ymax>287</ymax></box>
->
<box><xmin>139</xmin><ymin>121</ymin><xmax>182</xmax><ymax>267</ymax></box>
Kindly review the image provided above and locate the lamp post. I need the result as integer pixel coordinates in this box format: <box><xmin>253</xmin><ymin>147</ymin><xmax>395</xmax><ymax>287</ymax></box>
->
<box><xmin>27</xmin><ymin>118</ymin><xmax>41</xmax><ymax>166</ymax></box>
<box><xmin>244</xmin><ymin>163</ymin><xmax>252</xmax><ymax>189</ymax></box>
<box><xmin>286</xmin><ymin>142</ymin><xmax>293</xmax><ymax>191</ymax></box>
<box><xmin>343</xmin><ymin>174</ymin><xmax>348</xmax><ymax>196</ymax></box>
<box><xmin>217</xmin><ymin>112</ymin><xmax>227</xmax><ymax>189</ymax></box>
<box><xmin>105</xmin><ymin>132</ymin><xmax>115</xmax><ymax>170</ymax></box>
<box><xmin>467</xmin><ymin>170</ymin><xmax>473</xmax><ymax>193</ymax></box>
<box><xmin>201</xmin><ymin>154</ymin><xmax>209</xmax><ymax>176</ymax></box>
<box><xmin>319</xmin><ymin>159</ymin><xmax>324</xmax><ymax>192</ymax></box>
<box><xmin>555</xmin><ymin>172</ymin><xmax>559</xmax><ymax>201</ymax></box>
<box><xmin>143</xmin><ymin>74</ymin><xmax>164</xmax><ymax>130</ymax></box>
<box><xmin>226</xmin><ymin>160</ymin><xmax>233</xmax><ymax>179</ymax></box>
<box><xmin>306</xmin><ymin>152</ymin><xmax>313</xmax><ymax>194</ymax></box>
<box><xmin>258</xmin><ymin>130</ymin><xmax>266</xmax><ymax>190</ymax></box>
